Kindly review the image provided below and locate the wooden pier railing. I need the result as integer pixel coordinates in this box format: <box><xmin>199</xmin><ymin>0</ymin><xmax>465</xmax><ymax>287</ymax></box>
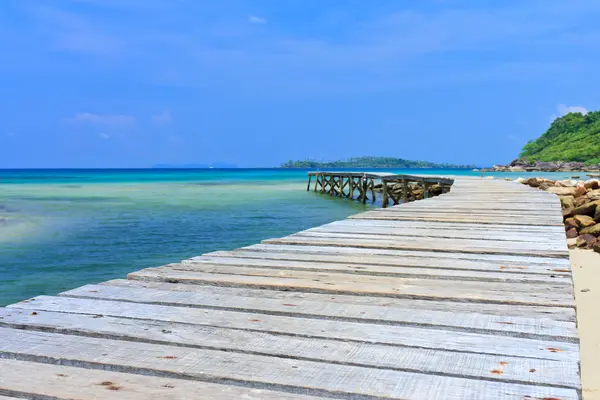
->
<box><xmin>307</xmin><ymin>171</ymin><xmax>454</xmax><ymax>207</ymax></box>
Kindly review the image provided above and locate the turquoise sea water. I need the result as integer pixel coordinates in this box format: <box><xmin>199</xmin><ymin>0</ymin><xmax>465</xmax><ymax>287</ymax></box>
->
<box><xmin>0</xmin><ymin>168</ymin><xmax>585</xmax><ymax>306</ymax></box>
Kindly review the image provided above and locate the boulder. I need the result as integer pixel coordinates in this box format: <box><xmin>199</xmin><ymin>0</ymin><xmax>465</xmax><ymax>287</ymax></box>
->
<box><xmin>567</xmin><ymin>238</ymin><xmax>578</xmax><ymax>249</ymax></box>
<box><xmin>564</xmin><ymin>217</ymin><xmax>579</xmax><ymax>230</ymax></box>
<box><xmin>595</xmin><ymin>206</ymin><xmax>600</xmax><ymax>222</ymax></box>
<box><xmin>575</xmin><ymin>197</ymin><xmax>589</xmax><ymax>207</ymax></box>
<box><xmin>576</xmin><ymin>234</ymin><xmax>597</xmax><ymax>248</ymax></box>
<box><xmin>509</xmin><ymin>166</ymin><xmax>525</xmax><ymax>172</ymax></box>
<box><xmin>555</xmin><ymin>179</ymin><xmax>579</xmax><ymax>187</ymax></box>
<box><xmin>546</xmin><ymin>187</ymin><xmax>576</xmax><ymax>196</ymax></box>
<box><xmin>566</xmin><ymin>228</ymin><xmax>579</xmax><ymax>238</ymax></box>
<box><xmin>580</xmin><ymin>224</ymin><xmax>600</xmax><ymax>236</ymax></box>
<box><xmin>593</xmin><ymin>242</ymin><xmax>600</xmax><ymax>254</ymax></box>
<box><xmin>515</xmin><ymin>177</ymin><xmax>525</xmax><ymax>184</ymax></box>
<box><xmin>574</xmin><ymin>185</ymin><xmax>588</xmax><ymax>197</ymax></box>
<box><xmin>586</xmin><ymin>189</ymin><xmax>600</xmax><ymax>201</ymax></box>
<box><xmin>539</xmin><ymin>182</ymin><xmax>554</xmax><ymax>191</ymax></box>
<box><xmin>559</xmin><ymin>195</ymin><xmax>575</xmax><ymax>209</ymax></box>
<box><xmin>584</xmin><ymin>180</ymin><xmax>600</xmax><ymax>190</ymax></box>
<box><xmin>574</xmin><ymin>215</ymin><xmax>597</xmax><ymax>228</ymax></box>
<box><xmin>564</xmin><ymin>200</ymin><xmax>600</xmax><ymax>217</ymax></box>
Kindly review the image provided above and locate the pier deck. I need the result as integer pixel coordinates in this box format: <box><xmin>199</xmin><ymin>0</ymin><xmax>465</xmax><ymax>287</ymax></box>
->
<box><xmin>0</xmin><ymin>177</ymin><xmax>579</xmax><ymax>399</ymax></box>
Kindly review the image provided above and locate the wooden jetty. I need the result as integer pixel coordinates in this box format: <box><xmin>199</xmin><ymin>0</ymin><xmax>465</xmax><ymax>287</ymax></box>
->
<box><xmin>307</xmin><ymin>171</ymin><xmax>453</xmax><ymax>207</ymax></box>
<box><xmin>0</xmin><ymin>176</ymin><xmax>580</xmax><ymax>399</ymax></box>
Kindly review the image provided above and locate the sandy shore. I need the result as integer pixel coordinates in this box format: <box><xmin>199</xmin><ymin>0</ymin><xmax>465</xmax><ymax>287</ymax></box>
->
<box><xmin>571</xmin><ymin>249</ymin><xmax>600</xmax><ymax>399</ymax></box>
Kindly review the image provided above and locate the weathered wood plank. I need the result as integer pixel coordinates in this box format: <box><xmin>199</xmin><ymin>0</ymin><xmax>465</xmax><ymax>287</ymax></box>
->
<box><xmin>0</xmin><ymin>328</ymin><xmax>579</xmax><ymax>399</ymax></box>
<box><xmin>242</xmin><ymin>243</ymin><xmax>572</xmax><ymax>267</ymax></box>
<box><xmin>127</xmin><ymin>267</ymin><xmax>576</xmax><ymax>308</ymax></box>
<box><xmin>102</xmin><ymin>279</ymin><xmax>577</xmax><ymax>321</ymax></box>
<box><xmin>0</xmin><ymin>308</ymin><xmax>580</xmax><ymax>388</ymax></box>
<box><xmin>183</xmin><ymin>256</ymin><xmax>571</xmax><ymax>284</ymax></box>
<box><xmin>349</xmin><ymin>212</ymin><xmax>565</xmax><ymax>226</ymax></box>
<box><xmin>290</xmin><ymin>231</ymin><xmax>567</xmax><ymax>253</ymax></box>
<box><xmin>0</xmin><ymin>359</ymin><xmax>318</xmax><ymax>400</ymax></box>
<box><xmin>56</xmin><ymin>285</ymin><xmax>578</xmax><ymax>339</ymax></box>
<box><xmin>263</xmin><ymin>235</ymin><xmax>568</xmax><ymax>258</ymax></box>
<box><xmin>204</xmin><ymin>249</ymin><xmax>572</xmax><ymax>277</ymax></box>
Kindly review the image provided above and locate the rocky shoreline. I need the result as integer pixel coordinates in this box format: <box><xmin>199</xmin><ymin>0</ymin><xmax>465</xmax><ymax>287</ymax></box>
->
<box><xmin>517</xmin><ymin>177</ymin><xmax>600</xmax><ymax>252</ymax></box>
<box><xmin>483</xmin><ymin>159</ymin><xmax>600</xmax><ymax>173</ymax></box>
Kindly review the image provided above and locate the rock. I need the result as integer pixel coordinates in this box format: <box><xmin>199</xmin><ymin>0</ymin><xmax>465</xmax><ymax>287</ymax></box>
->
<box><xmin>566</xmin><ymin>228</ymin><xmax>579</xmax><ymax>238</ymax></box>
<box><xmin>574</xmin><ymin>215</ymin><xmax>597</xmax><ymax>228</ymax></box>
<box><xmin>564</xmin><ymin>217</ymin><xmax>579</xmax><ymax>230</ymax></box>
<box><xmin>539</xmin><ymin>182</ymin><xmax>553</xmax><ymax>191</ymax></box>
<box><xmin>584</xmin><ymin>179</ymin><xmax>600</xmax><ymax>190</ymax></box>
<box><xmin>576</xmin><ymin>234</ymin><xmax>597</xmax><ymax>248</ymax></box>
<box><xmin>581</xmin><ymin>224</ymin><xmax>600</xmax><ymax>236</ymax></box>
<box><xmin>565</xmin><ymin>200</ymin><xmax>600</xmax><ymax>217</ymax></box>
<box><xmin>559</xmin><ymin>195</ymin><xmax>575</xmax><ymax>209</ymax></box>
<box><xmin>509</xmin><ymin>166</ymin><xmax>525</xmax><ymax>172</ymax></box>
<box><xmin>574</xmin><ymin>196</ymin><xmax>589</xmax><ymax>207</ymax></box>
<box><xmin>574</xmin><ymin>185</ymin><xmax>588</xmax><ymax>197</ymax></box>
<box><xmin>595</xmin><ymin>206</ymin><xmax>600</xmax><ymax>222</ymax></box>
<box><xmin>566</xmin><ymin>238</ymin><xmax>578</xmax><ymax>249</ymax></box>
<box><xmin>515</xmin><ymin>177</ymin><xmax>525</xmax><ymax>184</ymax></box>
<box><xmin>546</xmin><ymin>186</ymin><xmax>576</xmax><ymax>196</ymax></box>
<box><xmin>594</xmin><ymin>242</ymin><xmax>600</xmax><ymax>254</ymax></box>
<box><xmin>586</xmin><ymin>189</ymin><xmax>600</xmax><ymax>201</ymax></box>
<box><xmin>555</xmin><ymin>179</ymin><xmax>579</xmax><ymax>188</ymax></box>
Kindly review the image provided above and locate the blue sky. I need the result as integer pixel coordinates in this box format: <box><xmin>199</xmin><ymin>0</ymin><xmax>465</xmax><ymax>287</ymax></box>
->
<box><xmin>1</xmin><ymin>0</ymin><xmax>598</xmax><ymax>168</ymax></box>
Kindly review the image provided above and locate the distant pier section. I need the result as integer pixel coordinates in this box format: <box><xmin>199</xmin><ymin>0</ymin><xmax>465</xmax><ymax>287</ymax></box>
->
<box><xmin>307</xmin><ymin>171</ymin><xmax>454</xmax><ymax>207</ymax></box>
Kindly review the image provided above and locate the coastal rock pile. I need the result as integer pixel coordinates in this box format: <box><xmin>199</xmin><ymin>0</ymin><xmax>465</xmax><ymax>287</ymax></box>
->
<box><xmin>518</xmin><ymin>177</ymin><xmax>600</xmax><ymax>252</ymax></box>
<box><xmin>485</xmin><ymin>159</ymin><xmax>600</xmax><ymax>173</ymax></box>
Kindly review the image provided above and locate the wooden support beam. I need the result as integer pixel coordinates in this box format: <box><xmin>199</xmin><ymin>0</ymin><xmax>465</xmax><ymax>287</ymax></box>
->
<box><xmin>307</xmin><ymin>175</ymin><xmax>312</xmax><ymax>191</ymax></box>
<box><xmin>402</xmin><ymin>178</ymin><xmax>409</xmax><ymax>203</ymax></box>
<box><xmin>382</xmin><ymin>180</ymin><xmax>389</xmax><ymax>208</ymax></box>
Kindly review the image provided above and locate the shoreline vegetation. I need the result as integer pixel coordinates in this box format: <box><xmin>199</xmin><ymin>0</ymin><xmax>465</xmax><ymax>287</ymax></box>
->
<box><xmin>485</xmin><ymin>111</ymin><xmax>600</xmax><ymax>173</ymax></box>
<box><xmin>280</xmin><ymin>157</ymin><xmax>476</xmax><ymax>169</ymax></box>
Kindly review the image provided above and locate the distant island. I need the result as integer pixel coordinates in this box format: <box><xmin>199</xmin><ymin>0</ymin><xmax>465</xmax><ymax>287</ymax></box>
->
<box><xmin>280</xmin><ymin>157</ymin><xmax>476</xmax><ymax>169</ymax></box>
<box><xmin>489</xmin><ymin>111</ymin><xmax>600</xmax><ymax>172</ymax></box>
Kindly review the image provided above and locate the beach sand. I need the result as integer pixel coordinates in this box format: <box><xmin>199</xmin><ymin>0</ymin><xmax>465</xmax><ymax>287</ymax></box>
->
<box><xmin>571</xmin><ymin>249</ymin><xmax>600</xmax><ymax>399</ymax></box>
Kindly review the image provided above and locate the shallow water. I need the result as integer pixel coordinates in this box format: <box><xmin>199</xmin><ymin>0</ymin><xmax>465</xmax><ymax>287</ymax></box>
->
<box><xmin>0</xmin><ymin>168</ymin><xmax>586</xmax><ymax>306</ymax></box>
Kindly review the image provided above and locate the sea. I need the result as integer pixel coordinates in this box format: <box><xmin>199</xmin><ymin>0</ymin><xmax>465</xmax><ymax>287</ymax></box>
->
<box><xmin>0</xmin><ymin>168</ymin><xmax>584</xmax><ymax>306</ymax></box>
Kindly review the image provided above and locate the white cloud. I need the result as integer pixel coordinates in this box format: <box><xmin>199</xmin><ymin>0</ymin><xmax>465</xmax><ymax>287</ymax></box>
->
<box><xmin>557</xmin><ymin>104</ymin><xmax>588</xmax><ymax>116</ymax></box>
<box><xmin>98</xmin><ymin>132</ymin><xmax>110</xmax><ymax>139</ymax></box>
<box><xmin>152</xmin><ymin>111</ymin><xmax>172</xmax><ymax>124</ymax></box>
<box><xmin>248</xmin><ymin>15</ymin><xmax>266</xmax><ymax>24</ymax></box>
<box><xmin>66</xmin><ymin>112</ymin><xmax>136</xmax><ymax>125</ymax></box>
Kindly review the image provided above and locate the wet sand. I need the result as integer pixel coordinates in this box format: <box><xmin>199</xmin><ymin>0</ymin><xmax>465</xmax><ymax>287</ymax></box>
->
<box><xmin>571</xmin><ymin>249</ymin><xmax>600</xmax><ymax>399</ymax></box>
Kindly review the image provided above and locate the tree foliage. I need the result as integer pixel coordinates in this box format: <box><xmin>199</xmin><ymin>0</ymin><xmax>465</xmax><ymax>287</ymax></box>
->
<box><xmin>280</xmin><ymin>156</ymin><xmax>475</xmax><ymax>169</ymax></box>
<box><xmin>520</xmin><ymin>111</ymin><xmax>600</xmax><ymax>165</ymax></box>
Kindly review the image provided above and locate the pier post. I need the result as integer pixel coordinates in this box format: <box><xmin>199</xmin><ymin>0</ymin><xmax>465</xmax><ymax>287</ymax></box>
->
<box><xmin>361</xmin><ymin>174</ymin><xmax>368</xmax><ymax>204</ymax></box>
<box><xmin>307</xmin><ymin>175</ymin><xmax>312</xmax><ymax>191</ymax></box>
<box><xmin>382</xmin><ymin>180</ymin><xmax>389</xmax><ymax>208</ymax></box>
<box><xmin>402</xmin><ymin>178</ymin><xmax>409</xmax><ymax>203</ymax></box>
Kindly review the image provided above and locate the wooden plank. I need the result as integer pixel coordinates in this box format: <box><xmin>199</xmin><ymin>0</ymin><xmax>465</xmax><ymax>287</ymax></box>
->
<box><xmin>102</xmin><ymin>279</ymin><xmax>577</xmax><ymax>322</ymax></box>
<box><xmin>307</xmin><ymin>225</ymin><xmax>566</xmax><ymax>244</ymax></box>
<box><xmin>183</xmin><ymin>256</ymin><xmax>571</xmax><ymax>284</ymax></box>
<box><xmin>290</xmin><ymin>231</ymin><xmax>567</xmax><ymax>253</ymax></box>
<box><xmin>243</xmin><ymin>243</ymin><xmax>572</xmax><ymax>267</ymax></box>
<box><xmin>0</xmin><ymin>359</ymin><xmax>318</xmax><ymax>400</ymax></box>
<box><xmin>263</xmin><ymin>235</ymin><xmax>568</xmax><ymax>258</ymax></box>
<box><xmin>7</xmin><ymin>295</ymin><xmax>578</xmax><ymax>361</ymax></box>
<box><xmin>56</xmin><ymin>285</ymin><xmax>577</xmax><ymax>339</ymax></box>
<box><xmin>327</xmin><ymin>219</ymin><xmax>567</xmax><ymax>233</ymax></box>
<box><xmin>0</xmin><ymin>308</ymin><xmax>580</xmax><ymax>388</ymax></box>
<box><xmin>133</xmin><ymin>262</ymin><xmax>573</xmax><ymax>296</ymax></box>
<box><xmin>350</xmin><ymin>212</ymin><xmax>565</xmax><ymax>226</ymax></box>
<box><xmin>0</xmin><ymin>329</ymin><xmax>579</xmax><ymax>399</ymax></box>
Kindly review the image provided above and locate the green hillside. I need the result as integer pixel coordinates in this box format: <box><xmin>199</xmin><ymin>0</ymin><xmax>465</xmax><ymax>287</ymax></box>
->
<box><xmin>520</xmin><ymin>111</ymin><xmax>600</xmax><ymax>164</ymax></box>
<box><xmin>280</xmin><ymin>156</ymin><xmax>475</xmax><ymax>169</ymax></box>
